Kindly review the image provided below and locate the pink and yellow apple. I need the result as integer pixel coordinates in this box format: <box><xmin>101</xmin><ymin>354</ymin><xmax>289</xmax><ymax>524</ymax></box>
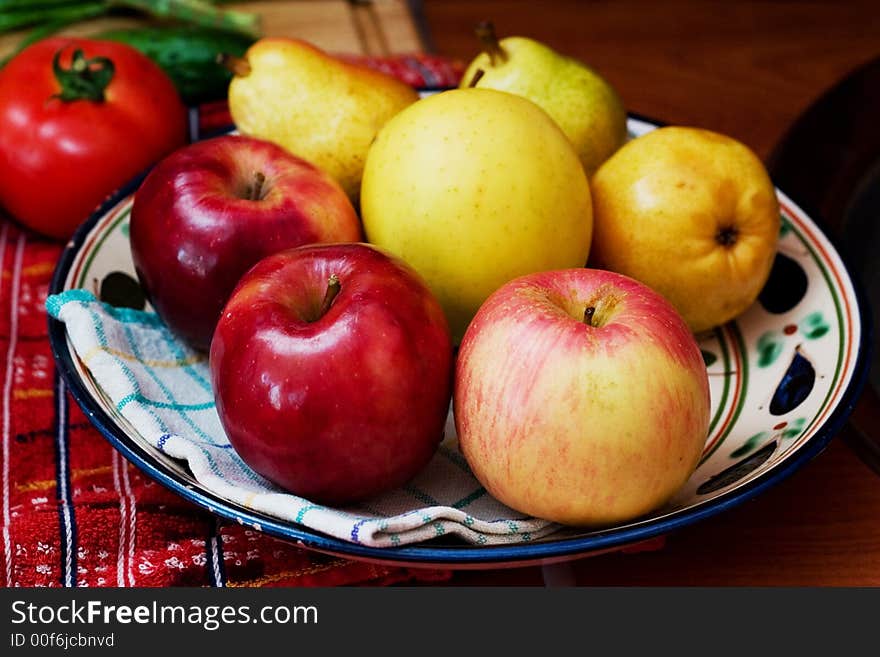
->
<box><xmin>454</xmin><ymin>268</ymin><xmax>710</xmax><ymax>526</ymax></box>
<box><xmin>210</xmin><ymin>242</ymin><xmax>454</xmax><ymax>504</ymax></box>
<box><xmin>130</xmin><ymin>134</ymin><xmax>363</xmax><ymax>351</ymax></box>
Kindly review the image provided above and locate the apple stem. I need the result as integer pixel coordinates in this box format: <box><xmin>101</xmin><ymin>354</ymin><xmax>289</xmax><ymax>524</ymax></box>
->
<box><xmin>217</xmin><ymin>53</ymin><xmax>251</xmax><ymax>77</ymax></box>
<box><xmin>247</xmin><ymin>171</ymin><xmax>266</xmax><ymax>201</ymax></box>
<box><xmin>475</xmin><ymin>21</ymin><xmax>508</xmax><ymax>65</ymax></box>
<box><xmin>318</xmin><ymin>274</ymin><xmax>341</xmax><ymax>318</ymax></box>
<box><xmin>583</xmin><ymin>306</ymin><xmax>596</xmax><ymax>326</ymax></box>
<box><xmin>468</xmin><ymin>68</ymin><xmax>486</xmax><ymax>87</ymax></box>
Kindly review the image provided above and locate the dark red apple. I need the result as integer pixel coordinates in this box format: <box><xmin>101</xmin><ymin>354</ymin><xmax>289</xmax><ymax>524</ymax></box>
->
<box><xmin>130</xmin><ymin>134</ymin><xmax>363</xmax><ymax>351</ymax></box>
<box><xmin>210</xmin><ymin>242</ymin><xmax>454</xmax><ymax>504</ymax></box>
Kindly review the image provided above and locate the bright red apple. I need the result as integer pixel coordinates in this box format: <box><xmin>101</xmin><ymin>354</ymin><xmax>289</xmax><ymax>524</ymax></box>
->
<box><xmin>130</xmin><ymin>134</ymin><xmax>363</xmax><ymax>351</ymax></box>
<box><xmin>454</xmin><ymin>268</ymin><xmax>710</xmax><ymax>526</ymax></box>
<box><xmin>210</xmin><ymin>242</ymin><xmax>454</xmax><ymax>504</ymax></box>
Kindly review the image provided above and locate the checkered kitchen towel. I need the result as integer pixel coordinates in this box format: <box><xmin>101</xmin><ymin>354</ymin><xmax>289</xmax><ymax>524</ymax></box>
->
<box><xmin>46</xmin><ymin>290</ymin><xmax>561</xmax><ymax>548</ymax></box>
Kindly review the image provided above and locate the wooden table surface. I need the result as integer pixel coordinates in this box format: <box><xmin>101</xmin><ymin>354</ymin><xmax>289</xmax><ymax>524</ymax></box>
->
<box><xmin>6</xmin><ymin>0</ymin><xmax>877</xmax><ymax>587</ymax></box>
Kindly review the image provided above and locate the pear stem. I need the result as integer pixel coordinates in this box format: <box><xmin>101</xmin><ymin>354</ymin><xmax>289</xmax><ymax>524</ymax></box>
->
<box><xmin>583</xmin><ymin>306</ymin><xmax>596</xmax><ymax>326</ymax></box>
<box><xmin>318</xmin><ymin>275</ymin><xmax>341</xmax><ymax>319</ymax></box>
<box><xmin>468</xmin><ymin>68</ymin><xmax>486</xmax><ymax>87</ymax></box>
<box><xmin>217</xmin><ymin>52</ymin><xmax>251</xmax><ymax>77</ymax></box>
<box><xmin>475</xmin><ymin>21</ymin><xmax>507</xmax><ymax>65</ymax></box>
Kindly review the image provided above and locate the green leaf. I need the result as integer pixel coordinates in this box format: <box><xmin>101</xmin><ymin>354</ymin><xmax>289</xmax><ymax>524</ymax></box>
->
<box><xmin>51</xmin><ymin>47</ymin><xmax>115</xmax><ymax>103</ymax></box>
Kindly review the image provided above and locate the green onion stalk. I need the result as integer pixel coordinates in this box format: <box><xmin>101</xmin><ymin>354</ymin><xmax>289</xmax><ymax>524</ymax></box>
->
<box><xmin>0</xmin><ymin>0</ymin><xmax>262</xmax><ymax>66</ymax></box>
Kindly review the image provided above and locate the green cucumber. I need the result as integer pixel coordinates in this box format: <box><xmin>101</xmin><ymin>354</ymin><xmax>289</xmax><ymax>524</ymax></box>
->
<box><xmin>95</xmin><ymin>25</ymin><xmax>255</xmax><ymax>105</ymax></box>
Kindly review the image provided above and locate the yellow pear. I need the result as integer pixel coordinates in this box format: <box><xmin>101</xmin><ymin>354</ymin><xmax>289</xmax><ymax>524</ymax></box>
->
<box><xmin>225</xmin><ymin>38</ymin><xmax>419</xmax><ymax>202</ymax></box>
<box><xmin>461</xmin><ymin>22</ymin><xmax>627</xmax><ymax>176</ymax></box>
<box><xmin>589</xmin><ymin>126</ymin><xmax>781</xmax><ymax>334</ymax></box>
<box><xmin>361</xmin><ymin>87</ymin><xmax>593</xmax><ymax>343</ymax></box>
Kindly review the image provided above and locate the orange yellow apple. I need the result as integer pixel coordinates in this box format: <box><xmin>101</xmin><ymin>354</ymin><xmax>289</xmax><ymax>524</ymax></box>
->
<box><xmin>588</xmin><ymin>126</ymin><xmax>780</xmax><ymax>334</ymax></box>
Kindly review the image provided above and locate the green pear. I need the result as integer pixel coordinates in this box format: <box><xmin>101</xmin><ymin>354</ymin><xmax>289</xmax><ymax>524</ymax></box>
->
<box><xmin>361</xmin><ymin>88</ymin><xmax>593</xmax><ymax>343</ymax></box>
<box><xmin>226</xmin><ymin>38</ymin><xmax>419</xmax><ymax>202</ymax></box>
<box><xmin>461</xmin><ymin>22</ymin><xmax>627</xmax><ymax>177</ymax></box>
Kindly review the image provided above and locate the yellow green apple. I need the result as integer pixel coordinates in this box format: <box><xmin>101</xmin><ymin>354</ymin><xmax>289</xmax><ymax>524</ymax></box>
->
<box><xmin>454</xmin><ymin>268</ymin><xmax>710</xmax><ymax>526</ymax></box>
<box><xmin>360</xmin><ymin>87</ymin><xmax>593</xmax><ymax>342</ymax></box>
<box><xmin>589</xmin><ymin>125</ymin><xmax>780</xmax><ymax>334</ymax></box>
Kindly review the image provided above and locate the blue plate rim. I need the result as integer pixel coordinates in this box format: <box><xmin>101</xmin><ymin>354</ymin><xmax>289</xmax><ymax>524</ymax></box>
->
<box><xmin>46</xmin><ymin>111</ymin><xmax>873</xmax><ymax>568</ymax></box>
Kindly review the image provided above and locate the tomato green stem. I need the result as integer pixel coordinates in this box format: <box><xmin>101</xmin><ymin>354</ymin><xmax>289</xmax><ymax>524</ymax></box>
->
<box><xmin>51</xmin><ymin>46</ymin><xmax>114</xmax><ymax>102</ymax></box>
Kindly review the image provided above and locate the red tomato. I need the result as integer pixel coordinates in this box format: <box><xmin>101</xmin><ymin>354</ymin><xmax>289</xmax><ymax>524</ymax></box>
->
<box><xmin>0</xmin><ymin>37</ymin><xmax>188</xmax><ymax>241</ymax></box>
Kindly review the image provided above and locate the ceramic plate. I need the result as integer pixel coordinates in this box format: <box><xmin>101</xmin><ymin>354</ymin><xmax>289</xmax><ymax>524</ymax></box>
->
<box><xmin>47</xmin><ymin>117</ymin><xmax>871</xmax><ymax>568</ymax></box>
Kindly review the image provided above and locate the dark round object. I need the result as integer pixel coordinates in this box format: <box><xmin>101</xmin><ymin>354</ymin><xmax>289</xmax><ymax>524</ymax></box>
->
<box><xmin>768</xmin><ymin>55</ymin><xmax>880</xmax><ymax>475</ymax></box>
